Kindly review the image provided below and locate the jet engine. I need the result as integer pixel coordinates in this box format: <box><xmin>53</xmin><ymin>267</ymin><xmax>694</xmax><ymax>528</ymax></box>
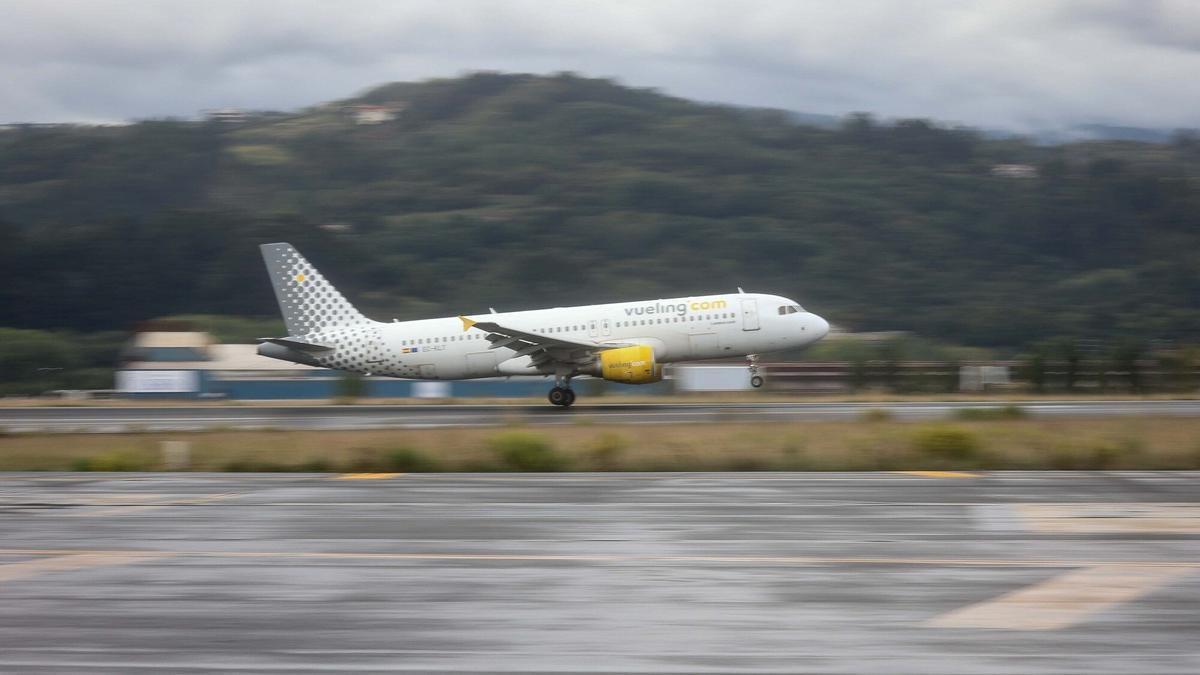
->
<box><xmin>593</xmin><ymin>345</ymin><xmax>663</xmax><ymax>384</ymax></box>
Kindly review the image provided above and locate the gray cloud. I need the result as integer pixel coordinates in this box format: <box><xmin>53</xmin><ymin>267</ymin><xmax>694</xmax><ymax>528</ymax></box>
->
<box><xmin>2</xmin><ymin>0</ymin><xmax>1199</xmax><ymax>131</ymax></box>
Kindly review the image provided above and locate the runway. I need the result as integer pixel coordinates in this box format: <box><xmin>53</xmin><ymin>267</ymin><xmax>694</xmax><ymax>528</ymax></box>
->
<box><xmin>0</xmin><ymin>471</ymin><xmax>1197</xmax><ymax>673</ymax></box>
<box><xmin>2</xmin><ymin>399</ymin><xmax>1199</xmax><ymax>433</ymax></box>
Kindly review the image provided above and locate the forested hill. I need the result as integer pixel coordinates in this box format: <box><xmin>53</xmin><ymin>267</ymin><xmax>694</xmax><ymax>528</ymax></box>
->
<box><xmin>2</xmin><ymin>71</ymin><xmax>1198</xmax><ymax>349</ymax></box>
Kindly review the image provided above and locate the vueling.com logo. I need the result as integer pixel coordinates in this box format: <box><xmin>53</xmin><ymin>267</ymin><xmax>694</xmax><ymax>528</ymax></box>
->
<box><xmin>624</xmin><ymin>299</ymin><xmax>728</xmax><ymax>318</ymax></box>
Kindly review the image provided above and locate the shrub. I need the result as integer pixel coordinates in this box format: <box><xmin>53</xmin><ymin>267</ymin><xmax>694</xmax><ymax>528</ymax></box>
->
<box><xmin>335</xmin><ymin>372</ymin><xmax>367</xmax><ymax>401</ymax></box>
<box><xmin>1087</xmin><ymin>444</ymin><xmax>1123</xmax><ymax>470</ymax></box>
<box><xmin>341</xmin><ymin>447</ymin><xmax>384</xmax><ymax>472</ymax></box>
<box><xmin>1046</xmin><ymin>446</ymin><xmax>1084</xmax><ymax>470</ymax></box>
<box><xmin>386</xmin><ymin>447</ymin><xmax>442</xmax><ymax>472</ymax></box>
<box><xmin>489</xmin><ymin>431</ymin><xmax>565</xmax><ymax>471</ymax></box>
<box><xmin>72</xmin><ymin>451</ymin><xmax>150</xmax><ymax>472</ymax></box>
<box><xmin>860</xmin><ymin>408</ymin><xmax>894</xmax><ymax>422</ymax></box>
<box><xmin>722</xmin><ymin>456</ymin><xmax>771</xmax><ymax>471</ymax></box>
<box><xmin>222</xmin><ymin>459</ymin><xmax>287</xmax><ymax>472</ymax></box>
<box><xmin>1001</xmin><ymin>404</ymin><xmax>1028</xmax><ymax>419</ymax></box>
<box><xmin>911</xmin><ymin>425</ymin><xmax>980</xmax><ymax>460</ymax></box>
<box><xmin>954</xmin><ymin>405</ymin><xmax>1026</xmax><ymax>421</ymax></box>
<box><xmin>296</xmin><ymin>459</ymin><xmax>333</xmax><ymax>473</ymax></box>
<box><xmin>587</xmin><ymin>432</ymin><xmax>627</xmax><ymax>470</ymax></box>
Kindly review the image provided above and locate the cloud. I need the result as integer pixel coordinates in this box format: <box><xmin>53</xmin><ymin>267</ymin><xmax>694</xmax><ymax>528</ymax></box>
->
<box><xmin>2</xmin><ymin>0</ymin><xmax>1199</xmax><ymax>131</ymax></box>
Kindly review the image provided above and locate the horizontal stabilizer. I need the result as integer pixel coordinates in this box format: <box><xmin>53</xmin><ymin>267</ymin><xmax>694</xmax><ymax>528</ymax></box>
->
<box><xmin>257</xmin><ymin>337</ymin><xmax>334</xmax><ymax>352</ymax></box>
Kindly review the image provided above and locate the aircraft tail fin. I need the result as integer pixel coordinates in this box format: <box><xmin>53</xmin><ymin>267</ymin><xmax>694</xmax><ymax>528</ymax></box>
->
<box><xmin>259</xmin><ymin>242</ymin><xmax>369</xmax><ymax>336</ymax></box>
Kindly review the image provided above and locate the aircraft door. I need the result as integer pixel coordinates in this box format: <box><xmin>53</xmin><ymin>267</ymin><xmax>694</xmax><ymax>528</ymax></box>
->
<box><xmin>741</xmin><ymin>298</ymin><xmax>760</xmax><ymax>331</ymax></box>
<box><xmin>601</xmin><ymin>319</ymin><xmax>611</xmax><ymax>336</ymax></box>
<box><xmin>588</xmin><ymin>320</ymin><xmax>599</xmax><ymax>338</ymax></box>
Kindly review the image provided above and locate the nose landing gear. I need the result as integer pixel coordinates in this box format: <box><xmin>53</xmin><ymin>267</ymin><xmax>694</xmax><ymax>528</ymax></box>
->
<box><xmin>748</xmin><ymin>354</ymin><xmax>764</xmax><ymax>388</ymax></box>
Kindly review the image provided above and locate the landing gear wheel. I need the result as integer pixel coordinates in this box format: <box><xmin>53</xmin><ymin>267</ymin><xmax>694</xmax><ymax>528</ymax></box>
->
<box><xmin>548</xmin><ymin>386</ymin><xmax>575</xmax><ymax>407</ymax></box>
<box><xmin>750</xmin><ymin>375</ymin><xmax>765</xmax><ymax>389</ymax></box>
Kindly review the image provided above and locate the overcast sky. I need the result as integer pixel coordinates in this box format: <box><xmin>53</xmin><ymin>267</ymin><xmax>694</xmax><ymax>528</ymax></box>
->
<box><xmin>4</xmin><ymin>0</ymin><xmax>1199</xmax><ymax>131</ymax></box>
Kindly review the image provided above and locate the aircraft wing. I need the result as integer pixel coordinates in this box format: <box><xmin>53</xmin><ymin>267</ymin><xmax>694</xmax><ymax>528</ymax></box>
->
<box><xmin>459</xmin><ymin>316</ymin><xmax>628</xmax><ymax>368</ymax></box>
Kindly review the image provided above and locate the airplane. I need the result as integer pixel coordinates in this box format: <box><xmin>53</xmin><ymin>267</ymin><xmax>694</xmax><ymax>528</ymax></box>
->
<box><xmin>256</xmin><ymin>242</ymin><xmax>829</xmax><ymax>407</ymax></box>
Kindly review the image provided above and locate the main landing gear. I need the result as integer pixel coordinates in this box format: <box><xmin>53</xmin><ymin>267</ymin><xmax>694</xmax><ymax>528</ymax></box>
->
<box><xmin>548</xmin><ymin>386</ymin><xmax>576</xmax><ymax>407</ymax></box>
<box><xmin>748</xmin><ymin>353</ymin><xmax>764</xmax><ymax>388</ymax></box>
<box><xmin>548</xmin><ymin>374</ymin><xmax>576</xmax><ymax>408</ymax></box>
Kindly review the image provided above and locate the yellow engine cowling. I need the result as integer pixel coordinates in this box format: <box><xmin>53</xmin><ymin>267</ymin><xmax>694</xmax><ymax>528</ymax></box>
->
<box><xmin>597</xmin><ymin>345</ymin><xmax>663</xmax><ymax>384</ymax></box>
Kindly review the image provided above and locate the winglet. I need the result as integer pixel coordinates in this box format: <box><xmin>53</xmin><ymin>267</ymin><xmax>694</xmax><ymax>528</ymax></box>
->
<box><xmin>459</xmin><ymin>315</ymin><xmax>477</xmax><ymax>332</ymax></box>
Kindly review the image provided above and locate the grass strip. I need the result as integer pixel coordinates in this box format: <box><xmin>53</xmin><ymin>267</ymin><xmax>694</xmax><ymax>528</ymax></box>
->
<box><xmin>2</xmin><ymin>416</ymin><xmax>1199</xmax><ymax>472</ymax></box>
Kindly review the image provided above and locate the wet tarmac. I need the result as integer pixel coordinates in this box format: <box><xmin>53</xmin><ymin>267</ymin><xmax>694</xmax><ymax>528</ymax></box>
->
<box><xmin>0</xmin><ymin>471</ymin><xmax>1197</xmax><ymax>673</ymax></box>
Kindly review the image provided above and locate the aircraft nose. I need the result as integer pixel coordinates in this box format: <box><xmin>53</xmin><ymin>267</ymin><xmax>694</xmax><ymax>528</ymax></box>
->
<box><xmin>809</xmin><ymin>313</ymin><xmax>829</xmax><ymax>341</ymax></box>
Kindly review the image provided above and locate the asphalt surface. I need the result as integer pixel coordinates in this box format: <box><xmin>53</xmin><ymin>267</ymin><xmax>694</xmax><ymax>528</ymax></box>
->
<box><xmin>0</xmin><ymin>471</ymin><xmax>1197</xmax><ymax>673</ymax></box>
<box><xmin>2</xmin><ymin>399</ymin><xmax>1199</xmax><ymax>433</ymax></box>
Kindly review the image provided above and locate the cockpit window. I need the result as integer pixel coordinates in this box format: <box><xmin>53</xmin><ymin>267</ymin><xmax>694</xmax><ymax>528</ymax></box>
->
<box><xmin>777</xmin><ymin>305</ymin><xmax>804</xmax><ymax>315</ymax></box>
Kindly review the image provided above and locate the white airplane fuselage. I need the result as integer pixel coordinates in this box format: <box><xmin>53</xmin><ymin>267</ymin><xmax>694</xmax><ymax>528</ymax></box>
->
<box><xmin>308</xmin><ymin>293</ymin><xmax>828</xmax><ymax>380</ymax></box>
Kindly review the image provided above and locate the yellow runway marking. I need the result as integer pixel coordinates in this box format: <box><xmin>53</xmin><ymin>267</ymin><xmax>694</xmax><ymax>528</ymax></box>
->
<box><xmin>1016</xmin><ymin>503</ymin><xmax>1200</xmax><ymax>534</ymax></box>
<box><xmin>893</xmin><ymin>470</ymin><xmax>979</xmax><ymax>478</ymax></box>
<box><xmin>0</xmin><ymin>552</ymin><xmax>168</xmax><ymax>583</ymax></box>
<box><xmin>336</xmin><ymin>473</ymin><xmax>405</xmax><ymax>480</ymax></box>
<box><xmin>927</xmin><ymin>564</ymin><xmax>1193</xmax><ymax>630</ymax></box>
